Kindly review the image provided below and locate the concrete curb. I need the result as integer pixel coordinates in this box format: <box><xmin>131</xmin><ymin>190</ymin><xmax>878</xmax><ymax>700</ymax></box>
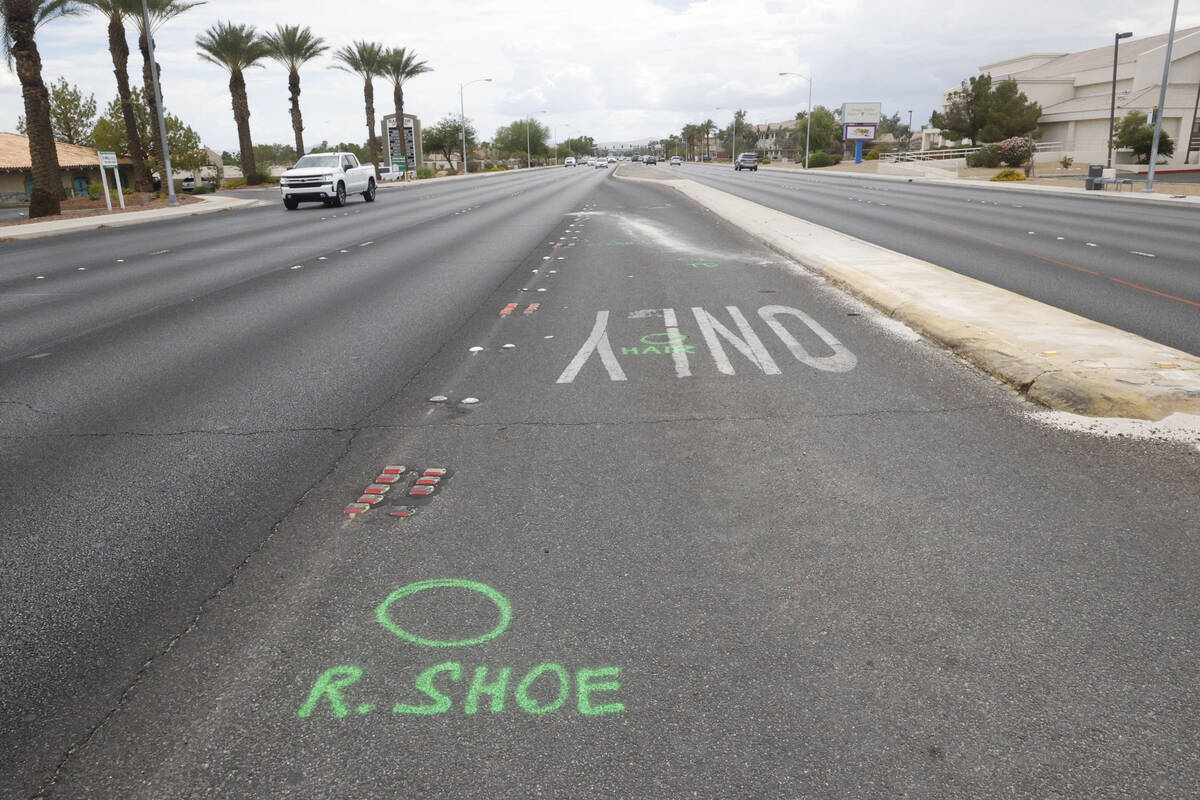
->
<box><xmin>0</xmin><ymin>194</ymin><xmax>262</xmax><ymax>241</ymax></box>
<box><xmin>616</xmin><ymin>170</ymin><xmax>1200</xmax><ymax>421</ymax></box>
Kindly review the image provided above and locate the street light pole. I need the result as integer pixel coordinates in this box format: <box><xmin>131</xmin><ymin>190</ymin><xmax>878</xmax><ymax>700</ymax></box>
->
<box><xmin>459</xmin><ymin>77</ymin><xmax>492</xmax><ymax>175</ymax></box>
<box><xmin>907</xmin><ymin>109</ymin><xmax>913</xmax><ymax>152</ymax></box>
<box><xmin>141</xmin><ymin>0</ymin><xmax>177</xmax><ymax>206</ymax></box>
<box><xmin>779</xmin><ymin>72</ymin><xmax>812</xmax><ymax>168</ymax></box>
<box><xmin>1145</xmin><ymin>0</ymin><xmax>1180</xmax><ymax>193</ymax></box>
<box><xmin>526</xmin><ymin>109</ymin><xmax>547</xmax><ymax>169</ymax></box>
<box><xmin>1107</xmin><ymin>31</ymin><xmax>1133</xmax><ymax>169</ymax></box>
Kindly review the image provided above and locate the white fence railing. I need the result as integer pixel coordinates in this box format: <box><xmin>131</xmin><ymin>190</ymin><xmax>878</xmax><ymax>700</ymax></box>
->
<box><xmin>882</xmin><ymin>141</ymin><xmax>1065</xmax><ymax>163</ymax></box>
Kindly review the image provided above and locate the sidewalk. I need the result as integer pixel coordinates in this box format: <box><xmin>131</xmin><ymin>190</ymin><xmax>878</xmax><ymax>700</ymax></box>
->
<box><xmin>0</xmin><ymin>194</ymin><xmax>264</xmax><ymax>242</ymax></box>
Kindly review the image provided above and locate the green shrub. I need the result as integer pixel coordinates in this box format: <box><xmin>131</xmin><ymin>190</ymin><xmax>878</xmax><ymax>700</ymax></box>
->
<box><xmin>864</xmin><ymin>148</ymin><xmax>881</xmax><ymax>160</ymax></box>
<box><xmin>1060</xmin><ymin>155</ymin><xmax>1074</xmax><ymax>169</ymax></box>
<box><xmin>416</xmin><ymin>166</ymin><xmax>435</xmax><ymax>179</ymax></box>
<box><xmin>990</xmin><ymin>168</ymin><xmax>1026</xmax><ymax>181</ymax></box>
<box><xmin>222</xmin><ymin>178</ymin><xmax>246</xmax><ymax>189</ymax></box>
<box><xmin>758</xmin><ymin>157</ymin><xmax>770</xmax><ymax>163</ymax></box>
<box><xmin>966</xmin><ymin>146</ymin><xmax>1002</xmax><ymax>167</ymax></box>
<box><xmin>805</xmin><ymin>151</ymin><xmax>837</xmax><ymax>168</ymax></box>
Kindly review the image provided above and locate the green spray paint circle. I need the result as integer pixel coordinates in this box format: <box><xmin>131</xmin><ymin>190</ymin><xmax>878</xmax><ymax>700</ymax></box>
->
<box><xmin>376</xmin><ymin>579</ymin><xmax>512</xmax><ymax>648</ymax></box>
<box><xmin>640</xmin><ymin>332</ymin><xmax>687</xmax><ymax>345</ymax></box>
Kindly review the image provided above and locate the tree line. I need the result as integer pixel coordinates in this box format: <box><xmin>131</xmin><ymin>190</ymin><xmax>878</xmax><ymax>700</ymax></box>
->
<box><xmin>2</xmin><ymin>0</ymin><xmax>431</xmax><ymax>217</ymax></box>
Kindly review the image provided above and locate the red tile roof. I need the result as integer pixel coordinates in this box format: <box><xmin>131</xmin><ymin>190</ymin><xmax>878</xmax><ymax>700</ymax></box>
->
<box><xmin>0</xmin><ymin>131</ymin><xmax>132</xmax><ymax>170</ymax></box>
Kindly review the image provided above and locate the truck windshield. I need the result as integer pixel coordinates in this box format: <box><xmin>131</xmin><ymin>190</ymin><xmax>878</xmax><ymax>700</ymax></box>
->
<box><xmin>293</xmin><ymin>155</ymin><xmax>339</xmax><ymax>169</ymax></box>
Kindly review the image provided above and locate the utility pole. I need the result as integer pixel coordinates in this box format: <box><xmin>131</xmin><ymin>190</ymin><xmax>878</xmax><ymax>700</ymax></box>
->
<box><xmin>141</xmin><ymin>0</ymin><xmax>177</xmax><ymax>206</ymax></box>
<box><xmin>1145</xmin><ymin>0</ymin><xmax>1179</xmax><ymax>193</ymax></box>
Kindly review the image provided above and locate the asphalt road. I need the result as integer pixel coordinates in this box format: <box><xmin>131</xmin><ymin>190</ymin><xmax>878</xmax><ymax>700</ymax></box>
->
<box><xmin>672</xmin><ymin>162</ymin><xmax>1200</xmax><ymax>357</ymax></box>
<box><xmin>2</xmin><ymin>167</ymin><xmax>1198</xmax><ymax>798</ymax></box>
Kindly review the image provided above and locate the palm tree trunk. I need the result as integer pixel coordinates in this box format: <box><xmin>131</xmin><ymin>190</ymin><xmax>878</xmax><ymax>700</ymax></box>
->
<box><xmin>229</xmin><ymin>69</ymin><xmax>259</xmax><ymax>184</ymax></box>
<box><xmin>289</xmin><ymin>68</ymin><xmax>304</xmax><ymax>161</ymax></box>
<box><xmin>107</xmin><ymin>11</ymin><xmax>150</xmax><ymax>192</ymax></box>
<box><xmin>5</xmin><ymin>0</ymin><xmax>62</xmax><ymax>216</ymax></box>
<box><xmin>363</xmin><ymin>78</ymin><xmax>379</xmax><ymax>180</ymax></box>
<box><xmin>138</xmin><ymin>27</ymin><xmax>163</xmax><ymax>182</ymax></box>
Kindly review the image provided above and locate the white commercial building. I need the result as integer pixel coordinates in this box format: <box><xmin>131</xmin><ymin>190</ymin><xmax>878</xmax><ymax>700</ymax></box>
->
<box><xmin>978</xmin><ymin>27</ymin><xmax>1200</xmax><ymax>166</ymax></box>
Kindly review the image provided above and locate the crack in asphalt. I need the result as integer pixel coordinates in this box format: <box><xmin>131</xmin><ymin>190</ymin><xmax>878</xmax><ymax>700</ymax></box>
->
<box><xmin>1</xmin><ymin>404</ymin><xmax>1001</xmax><ymax>443</ymax></box>
<box><xmin>30</xmin><ymin>427</ymin><xmax>358</xmax><ymax>799</ymax></box>
<box><xmin>0</xmin><ymin>399</ymin><xmax>56</xmax><ymax>417</ymax></box>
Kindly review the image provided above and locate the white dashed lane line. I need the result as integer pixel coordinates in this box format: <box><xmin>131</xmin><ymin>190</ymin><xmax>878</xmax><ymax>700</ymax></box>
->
<box><xmin>1130</xmin><ymin>251</ymin><xmax>1157</xmax><ymax>258</ymax></box>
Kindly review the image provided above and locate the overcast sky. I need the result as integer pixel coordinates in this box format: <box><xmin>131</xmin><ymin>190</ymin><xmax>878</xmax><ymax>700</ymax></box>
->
<box><xmin>3</xmin><ymin>0</ymin><xmax>1198</xmax><ymax>153</ymax></box>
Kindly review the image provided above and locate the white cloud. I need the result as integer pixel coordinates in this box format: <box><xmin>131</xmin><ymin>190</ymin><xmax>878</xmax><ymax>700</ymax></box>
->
<box><xmin>2</xmin><ymin>0</ymin><xmax>1198</xmax><ymax>153</ymax></box>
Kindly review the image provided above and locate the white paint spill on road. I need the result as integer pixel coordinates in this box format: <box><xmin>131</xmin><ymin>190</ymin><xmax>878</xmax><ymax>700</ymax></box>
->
<box><xmin>469</xmin><ymin>346</ymin><xmax>484</xmax><ymax>352</ymax></box>
<box><xmin>1056</xmin><ymin>237</ymin><xmax>1065</xmax><ymax>240</ymax></box>
<box><xmin>1085</xmin><ymin>243</ymin><xmax>1097</xmax><ymax>247</ymax></box>
<box><xmin>35</xmin><ymin>276</ymin><xmax>44</xmax><ymax>280</ymax></box>
<box><xmin>1027</xmin><ymin>409</ymin><xmax>1200</xmax><ymax>443</ymax></box>
<box><xmin>318</xmin><ymin>256</ymin><xmax>327</xmax><ymax>261</ymax></box>
<box><xmin>290</xmin><ymin>265</ymin><xmax>303</xmax><ymax>270</ymax></box>
<box><xmin>1027</xmin><ymin>232</ymin><xmax>1036</xmax><ymax>235</ymax></box>
<box><xmin>27</xmin><ymin>353</ymin><xmax>50</xmax><ymax>359</ymax></box>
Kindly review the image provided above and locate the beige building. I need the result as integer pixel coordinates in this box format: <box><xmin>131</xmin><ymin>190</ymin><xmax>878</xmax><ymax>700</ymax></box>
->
<box><xmin>0</xmin><ymin>131</ymin><xmax>133</xmax><ymax>204</ymax></box>
<box><xmin>977</xmin><ymin>27</ymin><xmax>1200</xmax><ymax>166</ymax></box>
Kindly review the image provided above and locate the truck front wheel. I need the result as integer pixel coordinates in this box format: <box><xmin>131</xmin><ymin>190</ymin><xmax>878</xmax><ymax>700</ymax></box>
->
<box><xmin>363</xmin><ymin>179</ymin><xmax>376</xmax><ymax>202</ymax></box>
<box><xmin>283</xmin><ymin>198</ymin><xmax>299</xmax><ymax>210</ymax></box>
<box><xmin>331</xmin><ymin>182</ymin><xmax>346</xmax><ymax>207</ymax></box>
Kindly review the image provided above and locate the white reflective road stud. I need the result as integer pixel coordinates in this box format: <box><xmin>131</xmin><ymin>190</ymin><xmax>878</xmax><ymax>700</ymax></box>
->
<box><xmin>663</xmin><ymin>308</ymin><xmax>691</xmax><ymax>378</ymax></box>
<box><xmin>556</xmin><ymin>310</ymin><xmax>627</xmax><ymax>383</ymax></box>
<box><xmin>757</xmin><ymin>305</ymin><xmax>857</xmax><ymax>372</ymax></box>
<box><xmin>691</xmin><ymin>306</ymin><xmax>780</xmax><ymax>376</ymax></box>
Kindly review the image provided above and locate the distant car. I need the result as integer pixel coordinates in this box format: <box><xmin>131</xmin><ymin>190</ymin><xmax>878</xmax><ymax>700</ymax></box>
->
<box><xmin>735</xmin><ymin>152</ymin><xmax>759</xmax><ymax>171</ymax></box>
<box><xmin>180</xmin><ymin>176</ymin><xmax>196</xmax><ymax>191</ymax></box>
<box><xmin>594</xmin><ymin>158</ymin><xmax>607</xmax><ymax>168</ymax></box>
<box><xmin>607</xmin><ymin>156</ymin><xmax>616</xmax><ymax>163</ymax></box>
<box><xmin>565</xmin><ymin>157</ymin><xmax>577</xmax><ymax>167</ymax></box>
<box><xmin>200</xmin><ymin>176</ymin><xmax>217</xmax><ymax>189</ymax></box>
<box><xmin>701</xmin><ymin>154</ymin><xmax>711</xmax><ymax>162</ymax></box>
<box><xmin>585</xmin><ymin>158</ymin><xmax>595</xmax><ymax>166</ymax></box>
<box><xmin>377</xmin><ymin>165</ymin><xmax>405</xmax><ymax>181</ymax></box>
<box><xmin>645</xmin><ymin>155</ymin><xmax>657</xmax><ymax>165</ymax></box>
<box><xmin>670</xmin><ymin>156</ymin><xmax>681</xmax><ymax>166</ymax></box>
<box><xmin>632</xmin><ymin>154</ymin><xmax>643</xmax><ymax>162</ymax></box>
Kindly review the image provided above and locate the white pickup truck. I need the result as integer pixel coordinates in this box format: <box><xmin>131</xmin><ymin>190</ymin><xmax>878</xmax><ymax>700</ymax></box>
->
<box><xmin>279</xmin><ymin>152</ymin><xmax>376</xmax><ymax>210</ymax></box>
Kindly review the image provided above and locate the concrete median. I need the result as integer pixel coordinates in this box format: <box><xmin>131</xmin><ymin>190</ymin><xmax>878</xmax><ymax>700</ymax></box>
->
<box><xmin>615</xmin><ymin>166</ymin><xmax>1200</xmax><ymax>421</ymax></box>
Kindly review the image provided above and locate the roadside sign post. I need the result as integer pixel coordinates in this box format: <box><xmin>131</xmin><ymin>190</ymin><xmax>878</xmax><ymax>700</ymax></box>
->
<box><xmin>98</xmin><ymin>151</ymin><xmax>124</xmax><ymax>211</ymax></box>
<box><xmin>841</xmin><ymin>103</ymin><xmax>882</xmax><ymax>165</ymax></box>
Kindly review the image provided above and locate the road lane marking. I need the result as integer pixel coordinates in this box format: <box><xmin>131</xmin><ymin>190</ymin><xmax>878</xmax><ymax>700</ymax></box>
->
<box><xmin>757</xmin><ymin>306</ymin><xmax>857</xmax><ymax>372</ymax></box>
<box><xmin>1109</xmin><ymin>278</ymin><xmax>1200</xmax><ymax>307</ymax></box>
<box><xmin>556</xmin><ymin>311</ymin><xmax>627</xmax><ymax>383</ymax></box>
<box><xmin>663</xmin><ymin>308</ymin><xmax>692</xmax><ymax>378</ymax></box>
<box><xmin>692</xmin><ymin>306</ymin><xmax>780</xmax><ymax>376</ymax></box>
<box><xmin>1129</xmin><ymin>251</ymin><xmax>1156</xmax><ymax>258</ymax></box>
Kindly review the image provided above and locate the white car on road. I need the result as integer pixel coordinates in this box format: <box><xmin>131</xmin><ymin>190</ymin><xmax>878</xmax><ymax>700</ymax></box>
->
<box><xmin>280</xmin><ymin>152</ymin><xmax>376</xmax><ymax>210</ymax></box>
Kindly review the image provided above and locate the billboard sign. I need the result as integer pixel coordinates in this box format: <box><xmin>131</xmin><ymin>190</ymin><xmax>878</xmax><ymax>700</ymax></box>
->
<box><xmin>843</xmin><ymin>124</ymin><xmax>877</xmax><ymax>141</ymax></box>
<box><xmin>98</xmin><ymin>151</ymin><xmax>118</xmax><ymax>168</ymax></box>
<box><xmin>386</xmin><ymin>117</ymin><xmax>418</xmax><ymax>169</ymax></box>
<box><xmin>841</xmin><ymin>103</ymin><xmax>882</xmax><ymax>125</ymax></box>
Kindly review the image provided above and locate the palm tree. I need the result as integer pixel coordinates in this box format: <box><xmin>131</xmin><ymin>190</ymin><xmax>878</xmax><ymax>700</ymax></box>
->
<box><xmin>84</xmin><ymin>0</ymin><xmax>151</xmax><ymax>190</ymax></box>
<box><xmin>332</xmin><ymin>40</ymin><xmax>386</xmax><ymax>179</ymax></box>
<box><xmin>2</xmin><ymin>0</ymin><xmax>83</xmax><ymax>215</ymax></box>
<box><xmin>261</xmin><ymin>24</ymin><xmax>326</xmax><ymax>161</ymax></box>
<box><xmin>380</xmin><ymin>46</ymin><xmax>430</xmax><ymax>168</ymax></box>
<box><xmin>133</xmin><ymin>0</ymin><xmax>203</xmax><ymax>176</ymax></box>
<box><xmin>700</xmin><ymin>118</ymin><xmax>715</xmax><ymax>159</ymax></box>
<box><xmin>196</xmin><ymin>21</ymin><xmax>269</xmax><ymax>184</ymax></box>
<box><xmin>681</xmin><ymin>124</ymin><xmax>699</xmax><ymax>161</ymax></box>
